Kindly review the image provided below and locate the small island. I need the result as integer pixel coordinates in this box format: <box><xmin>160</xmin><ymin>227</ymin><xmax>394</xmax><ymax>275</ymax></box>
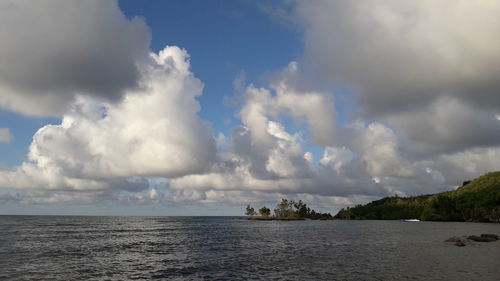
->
<box><xmin>334</xmin><ymin>171</ymin><xmax>500</xmax><ymax>222</ymax></box>
<box><xmin>245</xmin><ymin>198</ymin><xmax>333</xmax><ymax>220</ymax></box>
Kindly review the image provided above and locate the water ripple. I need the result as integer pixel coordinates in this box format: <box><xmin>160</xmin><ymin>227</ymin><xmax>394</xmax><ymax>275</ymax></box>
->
<box><xmin>0</xmin><ymin>216</ymin><xmax>499</xmax><ymax>280</ymax></box>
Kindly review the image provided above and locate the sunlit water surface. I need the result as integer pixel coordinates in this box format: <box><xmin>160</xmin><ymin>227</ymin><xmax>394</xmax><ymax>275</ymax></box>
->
<box><xmin>1</xmin><ymin>216</ymin><xmax>499</xmax><ymax>280</ymax></box>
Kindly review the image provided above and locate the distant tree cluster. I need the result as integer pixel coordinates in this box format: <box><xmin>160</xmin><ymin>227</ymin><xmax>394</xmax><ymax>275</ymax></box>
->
<box><xmin>245</xmin><ymin>199</ymin><xmax>333</xmax><ymax>220</ymax></box>
<box><xmin>259</xmin><ymin>206</ymin><xmax>271</xmax><ymax>217</ymax></box>
<box><xmin>245</xmin><ymin>205</ymin><xmax>256</xmax><ymax>216</ymax></box>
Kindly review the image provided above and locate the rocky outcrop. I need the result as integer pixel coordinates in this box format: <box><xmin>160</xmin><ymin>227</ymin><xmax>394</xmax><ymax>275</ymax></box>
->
<box><xmin>444</xmin><ymin>236</ymin><xmax>461</xmax><ymax>242</ymax></box>
<box><xmin>467</xmin><ymin>234</ymin><xmax>499</xmax><ymax>242</ymax></box>
<box><xmin>446</xmin><ymin>233</ymin><xmax>498</xmax><ymax>246</ymax></box>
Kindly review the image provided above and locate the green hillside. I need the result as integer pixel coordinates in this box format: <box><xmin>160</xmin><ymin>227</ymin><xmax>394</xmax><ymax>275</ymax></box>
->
<box><xmin>334</xmin><ymin>171</ymin><xmax>500</xmax><ymax>222</ymax></box>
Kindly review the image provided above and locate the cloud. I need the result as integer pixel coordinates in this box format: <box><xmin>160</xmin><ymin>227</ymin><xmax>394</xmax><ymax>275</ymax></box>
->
<box><xmin>386</xmin><ymin>97</ymin><xmax>500</xmax><ymax>154</ymax></box>
<box><xmin>0</xmin><ymin>46</ymin><xmax>216</xmax><ymax>192</ymax></box>
<box><xmin>170</xmin><ymin>52</ymin><xmax>496</xmax><ymax>201</ymax></box>
<box><xmin>0</xmin><ymin>56</ymin><xmax>455</xmax><ymax>206</ymax></box>
<box><xmin>295</xmin><ymin>0</ymin><xmax>500</xmax><ymax>115</ymax></box>
<box><xmin>427</xmin><ymin>146</ymin><xmax>500</xmax><ymax>185</ymax></box>
<box><xmin>291</xmin><ymin>0</ymin><xmax>500</xmax><ymax>153</ymax></box>
<box><xmin>0</xmin><ymin>57</ymin><xmax>459</xmax><ymax>207</ymax></box>
<box><xmin>170</xmin><ymin>65</ymin><xmax>392</xmax><ymax>198</ymax></box>
<box><xmin>240</xmin><ymin>62</ymin><xmax>337</xmax><ymax>147</ymax></box>
<box><xmin>0</xmin><ymin>191</ymin><xmax>18</xmax><ymax>204</ymax></box>
<box><xmin>215</xmin><ymin>0</ymin><xmax>500</xmax><ymax>196</ymax></box>
<box><xmin>165</xmin><ymin>189</ymin><xmax>374</xmax><ymax>212</ymax></box>
<box><xmin>2</xmin><ymin>1</ymin><xmax>499</xmax><ymax>210</ymax></box>
<box><xmin>0</xmin><ymin>0</ymin><xmax>150</xmax><ymax>116</ymax></box>
<box><xmin>0</xmin><ymin>128</ymin><xmax>13</xmax><ymax>143</ymax></box>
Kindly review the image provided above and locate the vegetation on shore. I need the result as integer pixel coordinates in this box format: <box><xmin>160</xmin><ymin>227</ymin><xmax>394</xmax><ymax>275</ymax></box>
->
<box><xmin>245</xmin><ymin>199</ymin><xmax>333</xmax><ymax>220</ymax></box>
<box><xmin>334</xmin><ymin>171</ymin><xmax>500</xmax><ymax>222</ymax></box>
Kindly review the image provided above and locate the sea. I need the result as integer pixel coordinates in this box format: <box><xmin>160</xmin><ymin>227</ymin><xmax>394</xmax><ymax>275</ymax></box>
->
<box><xmin>0</xmin><ymin>216</ymin><xmax>499</xmax><ymax>280</ymax></box>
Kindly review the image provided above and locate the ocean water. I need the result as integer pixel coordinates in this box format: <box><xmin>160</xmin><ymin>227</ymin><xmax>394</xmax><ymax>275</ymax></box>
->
<box><xmin>0</xmin><ymin>216</ymin><xmax>499</xmax><ymax>280</ymax></box>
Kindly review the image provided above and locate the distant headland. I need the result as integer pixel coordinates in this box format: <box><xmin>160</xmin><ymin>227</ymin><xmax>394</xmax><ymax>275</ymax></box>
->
<box><xmin>334</xmin><ymin>171</ymin><xmax>500</xmax><ymax>222</ymax></box>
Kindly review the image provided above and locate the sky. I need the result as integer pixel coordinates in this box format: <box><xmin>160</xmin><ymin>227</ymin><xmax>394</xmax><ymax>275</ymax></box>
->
<box><xmin>1</xmin><ymin>0</ymin><xmax>500</xmax><ymax>216</ymax></box>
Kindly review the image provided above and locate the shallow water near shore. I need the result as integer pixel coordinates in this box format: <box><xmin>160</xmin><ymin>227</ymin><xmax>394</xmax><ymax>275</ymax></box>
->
<box><xmin>1</xmin><ymin>216</ymin><xmax>499</xmax><ymax>280</ymax></box>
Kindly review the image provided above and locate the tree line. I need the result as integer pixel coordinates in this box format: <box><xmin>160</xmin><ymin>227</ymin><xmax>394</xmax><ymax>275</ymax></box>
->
<box><xmin>334</xmin><ymin>171</ymin><xmax>500</xmax><ymax>222</ymax></box>
<box><xmin>245</xmin><ymin>198</ymin><xmax>333</xmax><ymax>220</ymax></box>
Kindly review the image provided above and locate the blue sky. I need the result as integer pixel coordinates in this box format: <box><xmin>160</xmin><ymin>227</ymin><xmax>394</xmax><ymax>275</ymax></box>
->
<box><xmin>1</xmin><ymin>0</ymin><xmax>500</xmax><ymax>215</ymax></box>
<box><xmin>120</xmin><ymin>0</ymin><xmax>302</xmax><ymax>135</ymax></box>
<box><xmin>0</xmin><ymin>111</ymin><xmax>58</xmax><ymax>166</ymax></box>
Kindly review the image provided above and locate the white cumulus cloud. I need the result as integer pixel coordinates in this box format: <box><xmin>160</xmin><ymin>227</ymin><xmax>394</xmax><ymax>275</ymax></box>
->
<box><xmin>0</xmin><ymin>46</ymin><xmax>215</xmax><ymax>192</ymax></box>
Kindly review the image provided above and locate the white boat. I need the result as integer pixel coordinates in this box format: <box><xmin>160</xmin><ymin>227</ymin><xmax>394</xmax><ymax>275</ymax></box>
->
<box><xmin>401</xmin><ymin>219</ymin><xmax>420</xmax><ymax>222</ymax></box>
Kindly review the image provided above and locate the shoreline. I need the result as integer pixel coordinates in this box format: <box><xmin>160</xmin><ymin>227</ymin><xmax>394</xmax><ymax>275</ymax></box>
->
<box><xmin>247</xmin><ymin>217</ymin><xmax>305</xmax><ymax>221</ymax></box>
<box><xmin>247</xmin><ymin>217</ymin><xmax>337</xmax><ymax>221</ymax></box>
